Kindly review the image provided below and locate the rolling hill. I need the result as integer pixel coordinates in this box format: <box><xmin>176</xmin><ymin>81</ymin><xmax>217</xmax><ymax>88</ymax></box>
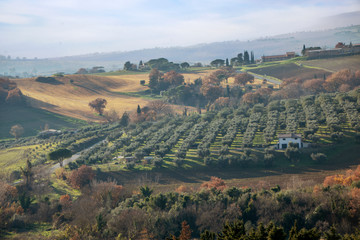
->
<box><xmin>15</xmin><ymin>74</ymin><xmax>152</xmax><ymax>122</ymax></box>
<box><xmin>2</xmin><ymin>25</ymin><xmax>360</xmax><ymax>76</ymax></box>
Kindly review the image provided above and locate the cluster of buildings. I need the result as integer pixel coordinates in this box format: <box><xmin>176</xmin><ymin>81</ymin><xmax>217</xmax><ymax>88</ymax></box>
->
<box><xmin>304</xmin><ymin>42</ymin><xmax>360</xmax><ymax>59</ymax></box>
<box><xmin>259</xmin><ymin>42</ymin><xmax>360</xmax><ymax>63</ymax></box>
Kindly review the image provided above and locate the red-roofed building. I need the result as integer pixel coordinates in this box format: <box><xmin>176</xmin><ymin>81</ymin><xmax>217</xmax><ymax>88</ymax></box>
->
<box><xmin>261</xmin><ymin>52</ymin><xmax>295</xmax><ymax>62</ymax></box>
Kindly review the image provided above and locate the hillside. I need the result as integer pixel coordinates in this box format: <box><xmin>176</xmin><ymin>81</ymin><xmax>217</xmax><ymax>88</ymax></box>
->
<box><xmin>248</xmin><ymin>63</ymin><xmax>332</xmax><ymax>81</ymax></box>
<box><xmin>0</xmin><ymin>104</ymin><xmax>86</xmax><ymax>139</ymax></box>
<box><xmin>299</xmin><ymin>55</ymin><xmax>360</xmax><ymax>72</ymax></box>
<box><xmin>2</xmin><ymin>25</ymin><xmax>360</xmax><ymax>76</ymax></box>
<box><xmin>15</xmin><ymin>74</ymin><xmax>152</xmax><ymax>121</ymax></box>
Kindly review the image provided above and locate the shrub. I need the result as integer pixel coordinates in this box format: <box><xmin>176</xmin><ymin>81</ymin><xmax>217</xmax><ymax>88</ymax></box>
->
<box><xmin>68</xmin><ymin>165</ymin><xmax>95</xmax><ymax>189</ymax></box>
<box><xmin>174</xmin><ymin>158</ymin><xmax>185</xmax><ymax>167</ymax></box>
<box><xmin>310</xmin><ymin>153</ymin><xmax>327</xmax><ymax>163</ymax></box>
<box><xmin>153</xmin><ymin>157</ymin><xmax>163</xmax><ymax>168</ymax></box>
<box><xmin>200</xmin><ymin>176</ymin><xmax>227</xmax><ymax>191</ymax></box>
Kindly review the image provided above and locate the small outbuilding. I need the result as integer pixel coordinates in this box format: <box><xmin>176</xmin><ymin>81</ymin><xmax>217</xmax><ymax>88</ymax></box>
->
<box><xmin>38</xmin><ymin>129</ymin><xmax>61</xmax><ymax>138</ymax></box>
<box><xmin>277</xmin><ymin>133</ymin><xmax>302</xmax><ymax>149</ymax></box>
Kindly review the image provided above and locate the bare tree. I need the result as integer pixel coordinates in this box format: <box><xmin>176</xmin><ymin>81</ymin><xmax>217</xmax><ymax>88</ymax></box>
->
<box><xmin>148</xmin><ymin>100</ymin><xmax>173</xmax><ymax>116</ymax></box>
<box><xmin>10</xmin><ymin>124</ymin><xmax>24</xmax><ymax>139</ymax></box>
<box><xmin>103</xmin><ymin>109</ymin><xmax>119</xmax><ymax>123</ymax></box>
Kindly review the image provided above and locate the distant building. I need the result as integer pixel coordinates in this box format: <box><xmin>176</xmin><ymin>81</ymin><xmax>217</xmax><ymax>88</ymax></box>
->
<box><xmin>277</xmin><ymin>133</ymin><xmax>302</xmax><ymax>149</ymax></box>
<box><xmin>261</xmin><ymin>52</ymin><xmax>296</xmax><ymax>62</ymax></box>
<box><xmin>305</xmin><ymin>42</ymin><xmax>360</xmax><ymax>59</ymax></box>
<box><xmin>38</xmin><ymin>129</ymin><xmax>61</xmax><ymax>138</ymax></box>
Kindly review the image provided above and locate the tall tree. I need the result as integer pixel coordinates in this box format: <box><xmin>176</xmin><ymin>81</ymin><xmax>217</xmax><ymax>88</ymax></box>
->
<box><xmin>163</xmin><ymin>71</ymin><xmax>184</xmax><ymax>86</ymax></box>
<box><xmin>211</xmin><ymin>67</ymin><xmax>235</xmax><ymax>83</ymax></box>
<box><xmin>302</xmin><ymin>44</ymin><xmax>306</xmax><ymax>55</ymax></box>
<box><xmin>251</xmin><ymin>51</ymin><xmax>255</xmax><ymax>64</ymax></box>
<box><xmin>137</xmin><ymin>105</ymin><xmax>141</xmax><ymax>114</ymax></box>
<box><xmin>234</xmin><ymin>73</ymin><xmax>254</xmax><ymax>86</ymax></box>
<box><xmin>237</xmin><ymin>53</ymin><xmax>244</xmax><ymax>65</ymax></box>
<box><xmin>89</xmin><ymin>98</ymin><xmax>107</xmax><ymax>116</ymax></box>
<box><xmin>120</xmin><ymin>112</ymin><xmax>130</xmax><ymax>127</ymax></box>
<box><xmin>210</xmin><ymin>59</ymin><xmax>225</xmax><ymax>68</ymax></box>
<box><xmin>123</xmin><ymin>61</ymin><xmax>132</xmax><ymax>71</ymax></box>
<box><xmin>225</xmin><ymin>58</ymin><xmax>229</xmax><ymax>67</ymax></box>
<box><xmin>244</xmin><ymin>51</ymin><xmax>250</xmax><ymax>64</ymax></box>
<box><xmin>149</xmin><ymin>68</ymin><xmax>163</xmax><ymax>90</ymax></box>
<box><xmin>180</xmin><ymin>62</ymin><xmax>190</xmax><ymax>69</ymax></box>
<box><xmin>20</xmin><ymin>159</ymin><xmax>33</xmax><ymax>189</ymax></box>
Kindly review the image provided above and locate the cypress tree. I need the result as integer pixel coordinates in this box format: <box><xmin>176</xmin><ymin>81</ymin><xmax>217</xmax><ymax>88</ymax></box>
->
<box><xmin>137</xmin><ymin>105</ymin><xmax>141</xmax><ymax>114</ymax></box>
<box><xmin>244</xmin><ymin>51</ymin><xmax>250</xmax><ymax>65</ymax></box>
<box><xmin>251</xmin><ymin>51</ymin><xmax>255</xmax><ymax>64</ymax></box>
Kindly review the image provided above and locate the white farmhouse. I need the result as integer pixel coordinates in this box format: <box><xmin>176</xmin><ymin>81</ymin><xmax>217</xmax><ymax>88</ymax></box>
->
<box><xmin>277</xmin><ymin>133</ymin><xmax>302</xmax><ymax>149</ymax></box>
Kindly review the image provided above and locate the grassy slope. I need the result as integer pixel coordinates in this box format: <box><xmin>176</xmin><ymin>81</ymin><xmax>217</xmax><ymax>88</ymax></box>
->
<box><xmin>15</xmin><ymin>74</ymin><xmax>152</xmax><ymax>121</ymax></box>
<box><xmin>299</xmin><ymin>55</ymin><xmax>360</xmax><ymax>72</ymax></box>
<box><xmin>249</xmin><ymin>62</ymin><xmax>332</xmax><ymax>81</ymax></box>
<box><xmin>0</xmin><ymin>104</ymin><xmax>86</xmax><ymax>139</ymax></box>
<box><xmin>245</xmin><ymin>55</ymin><xmax>360</xmax><ymax>81</ymax></box>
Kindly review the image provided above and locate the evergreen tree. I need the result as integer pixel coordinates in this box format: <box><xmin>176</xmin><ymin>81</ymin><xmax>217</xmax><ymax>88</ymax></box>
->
<box><xmin>226</xmin><ymin>58</ymin><xmax>229</xmax><ymax>66</ymax></box>
<box><xmin>324</xmin><ymin>226</ymin><xmax>341</xmax><ymax>240</ymax></box>
<box><xmin>200</xmin><ymin>230</ymin><xmax>216</xmax><ymax>240</ymax></box>
<box><xmin>302</xmin><ymin>44</ymin><xmax>306</xmax><ymax>55</ymax></box>
<box><xmin>237</xmin><ymin>53</ymin><xmax>244</xmax><ymax>65</ymax></box>
<box><xmin>218</xmin><ymin>220</ymin><xmax>246</xmax><ymax>240</ymax></box>
<box><xmin>120</xmin><ymin>112</ymin><xmax>130</xmax><ymax>127</ymax></box>
<box><xmin>137</xmin><ymin>105</ymin><xmax>141</xmax><ymax>114</ymax></box>
<box><xmin>251</xmin><ymin>51</ymin><xmax>255</xmax><ymax>64</ymax></box>
<box><xmin>244</xmin><ymin>51</ymin><xmax>250</xmax><ymax>64</ymax></box>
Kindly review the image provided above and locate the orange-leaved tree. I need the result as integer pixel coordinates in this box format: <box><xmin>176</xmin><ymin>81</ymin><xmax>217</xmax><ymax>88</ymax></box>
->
<box><xmin>68</xmin><ymin>165</ymin><xmax>95</xmax><ymax>189</ymax></box>
<box><xmin>200</xmin><ymin>176</ymin><xmax>227</xmax><ymax>191</ymax></box>
<box><xmin>234</xmin><ymin>73</ymin><xmax>254</xmax><ymax>86</ymax></box>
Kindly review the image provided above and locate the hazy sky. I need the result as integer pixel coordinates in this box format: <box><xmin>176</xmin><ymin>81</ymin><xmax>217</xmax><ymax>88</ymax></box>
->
<box><xmin>1</xmin><ymin>0</ymin><xmax>359</xmax><ymax>58</ymax></box>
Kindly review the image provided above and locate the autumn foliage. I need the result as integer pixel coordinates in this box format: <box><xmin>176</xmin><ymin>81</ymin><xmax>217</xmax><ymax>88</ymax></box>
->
<box><xmin>163</xmin><ymin>70</ymin><xmax>185</xmax><ymax>86</ymax></box>
<box><xmin>323</xmin><ymin>165</ymin><xmax>360</xmax><ymax>187</ymax></box>
<box><xmin>91</xmin><ymin>180</ymin><xmax>124</xmax><ymax>208</ymax></box>
<box><xmin>200</xmin><ymin>176</ymin><xmax>227</xmax><ymax>191</ymax></box>
<box><xmin>324</xmin><ymin>69</ymin><xmax>360</xmax><ymax>92</ymax></box>
<box><xmin>59</xmin><ymin>194</ymin><xmax>72</xmax><ymax>209</ymax></box>
<box><xmin>68</xmin><ymin>165</ymin><xmax>95</xmax><ymax>189</ymax></box>
<box><xmin>234</xmin><ymin>73</ymin><xmax>254</xmax><ymax>86</ymax></box>
<box><xmin>274</xmin><ymin>69</ymin><xmax>360</xmax><ymax>100</ymax></box>
<box><xmin>0</xmin><ymin>181</ymin><xmax>22</xmax><ymax>230</ymax></box>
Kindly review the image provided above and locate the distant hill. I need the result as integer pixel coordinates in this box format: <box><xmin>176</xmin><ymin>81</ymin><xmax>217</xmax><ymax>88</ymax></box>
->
<box><xmin>1</xmin><ymin>25</ymin><xmax>360</xmax><ymax>76</ymax></box>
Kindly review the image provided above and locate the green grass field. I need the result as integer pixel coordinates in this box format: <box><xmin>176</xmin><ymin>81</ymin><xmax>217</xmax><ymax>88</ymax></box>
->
<box><xmin>0</xmin><ymin>104</ymin><xmax>86</xmax><ymax>139</ymax></box>
<box><xmin>0</xmin><ymin>146</ymin><xmax>30</xmax><ymax>175</ymax></box>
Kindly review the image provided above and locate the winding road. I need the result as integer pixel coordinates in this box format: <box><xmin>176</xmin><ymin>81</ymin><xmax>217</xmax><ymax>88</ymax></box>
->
<box><xmin>50</xmin><ymin>140</ymin><xmax>106</xmax><ymax>172</ymax></box>
<box><xmin>237</xmin><ymin>70</ymin><xmax>281</xmax><ymax>85</ymax></box>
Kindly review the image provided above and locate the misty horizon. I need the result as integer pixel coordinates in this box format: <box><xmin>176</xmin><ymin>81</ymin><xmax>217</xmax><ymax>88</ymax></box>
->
<box><xmin>1</xmin><ymin>0</ymin><xmax>360</xmax><ymax>59</ymax></box>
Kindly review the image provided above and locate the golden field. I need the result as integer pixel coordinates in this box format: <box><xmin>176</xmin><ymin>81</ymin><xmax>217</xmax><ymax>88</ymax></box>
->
<box><xmin>14</xmin><ymin>69</ymin><xmax>269</xmax><ymax>122</ymax></box>
<box><xmin>15</xmin><ymin>74</ymin><xmax>151</xmax><ymax>121</ymax></box>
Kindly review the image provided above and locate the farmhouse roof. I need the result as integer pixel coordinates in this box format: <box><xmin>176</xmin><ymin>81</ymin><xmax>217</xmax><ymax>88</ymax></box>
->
<box><xmin>278</xmin><ymin>133</ymin><xmax>301</xmax><ymax>138</ymax></box>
